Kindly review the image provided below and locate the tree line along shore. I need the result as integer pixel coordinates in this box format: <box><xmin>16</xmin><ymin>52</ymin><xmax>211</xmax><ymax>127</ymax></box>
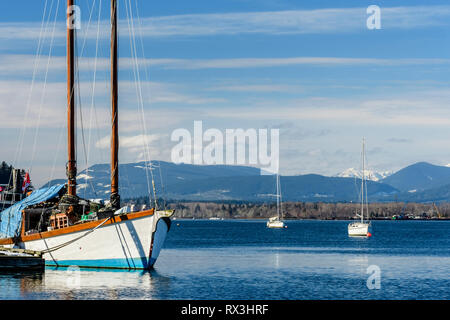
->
<box><xmin>123</xmin><ymin>198</ymin><xmax>450</xmax><ymax>220</ymax></box>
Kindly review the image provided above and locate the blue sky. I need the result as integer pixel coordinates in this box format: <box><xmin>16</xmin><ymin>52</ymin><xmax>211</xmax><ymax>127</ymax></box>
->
<box><xmin>2</xmin><ymin>0</ymin><xmax>450</xmax><ymax>186</ymax></box>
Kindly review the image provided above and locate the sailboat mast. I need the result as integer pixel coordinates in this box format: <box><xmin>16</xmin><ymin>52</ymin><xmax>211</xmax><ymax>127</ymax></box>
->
<box><xmin>110</xmin><ymin>0</ymin><xmax>120</xmax><ymax>209</ymax></box>
<box><xmin>276</xmin><ymin>173</ymin><xmax>280</xmax><ymax>219</ymax></box>
<box><xmin>361</xmin><ymin>138</ymin><xmax>365</xmax><ymax>223</ymax></box>
<box><xmin>67</xmin><ymin>0</ymin><xmax>77</xmax><ymax>196</ymax></box>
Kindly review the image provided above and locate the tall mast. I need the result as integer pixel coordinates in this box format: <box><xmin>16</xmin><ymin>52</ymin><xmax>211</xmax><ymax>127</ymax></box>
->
<box><xmin>110</xmin><ymin>0</ymin><xmax>120</xmax><ymax>209</ymax></box>
<box><xmin>276</xmin><ymin>173</ymin><xmax>280</xmax><ymax>219</ymax></box>
<box><xmin>361</xmin><ymin>138</ymin><xmax>365</xmax><ymax>223</ymax></box>
<box><xmin>67</xmin><ymin>0</ymin><xmax>77</xmax><ymax>196</ymax></box>
<box><xmin>278</xmin><ymin>173</ymin><xmax>283</xmax><ymax>220</ymax></box>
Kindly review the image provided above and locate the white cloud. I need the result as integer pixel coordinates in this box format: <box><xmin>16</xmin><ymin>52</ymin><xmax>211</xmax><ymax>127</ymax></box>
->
<box><xmin>2</xmin><ymin>54</ymin><xmax>450</xmax><ymax>78</ymax></box>
<box><xmin>3</xmin><ymin>6</ymin><xmax>450</xmax><ymax>41</ymax></box>
<box><xmin>208</xmin><ymin>84</ymin><xmax>303</xmax><ymax>93</ymax></box>
<box><xmin>95</xmin><ymin>133</ymin><xmax>167</xmax><ymax>163</ymax></box>
<box><xmin>137</xmin><ymin>6</ymin><xmax>450</xmax><ymax>36</ymax></box>
<box><xmin>201</xmin><ymin>92</ymin><xmax>450</xmax><ymax>127</ymax></box>
<box><xmin>154</xmin><ymin>57</ymin><xmax>450</xmax><ymax>69</ymax></box>
<box><xmin>0</xmin><ymin>80</ymin><xmax>110</xmax><ymax>129</ymax></box>
<box><xmin>95</xmin><ymin>134</ymin><xmax>162</xmax><ymax>149</ymax></box>
<box><xmin>0</xmin><ymin>79</ymin><xmax>216</xmax><ymax>130</ymax></box>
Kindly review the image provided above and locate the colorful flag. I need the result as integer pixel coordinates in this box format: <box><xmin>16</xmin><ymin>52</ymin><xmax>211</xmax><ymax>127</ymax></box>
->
<box><xmin>22</xmin><ymin>172</ymin><xmax>31</xmax><ymax>193</ymax></box>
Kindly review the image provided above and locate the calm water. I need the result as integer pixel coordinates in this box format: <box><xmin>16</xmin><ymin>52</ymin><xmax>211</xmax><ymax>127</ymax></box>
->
<box><xmin>1</xmin><ymin>220</ymin><xmax>449</xmax><ymax>300</ymax></box>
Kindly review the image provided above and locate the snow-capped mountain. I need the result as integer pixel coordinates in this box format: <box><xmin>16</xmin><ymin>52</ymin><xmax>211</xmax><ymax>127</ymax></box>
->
<box><xmin>335</xmin><ymin>168</ymin><xmax>393</xmax><ymax>182</ymax></box>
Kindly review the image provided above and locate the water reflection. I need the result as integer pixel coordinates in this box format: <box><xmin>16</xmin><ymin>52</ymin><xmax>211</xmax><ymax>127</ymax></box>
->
<box><xmin>0</xmin><ymin>271</ymin><xmax>43</xmax><ymax>299</ymax></box>
<box><xmin>1</xmin><ymin>221</ymin><xmax>449</xmax><ymax>300</ymax></box>
<box><xmin>346</xmin><ymin>255</ymin><xmax>369</xmax><ymax>275</ymax></box>
<box><xmin>274</xmin><ymin>252</ymin><xmax>280</xmax><ymax>269</ymax></box>
<box><xmin>1</xmin><ymin>267</ymin><xmax>172</xmax><ymax>300</ymax></box>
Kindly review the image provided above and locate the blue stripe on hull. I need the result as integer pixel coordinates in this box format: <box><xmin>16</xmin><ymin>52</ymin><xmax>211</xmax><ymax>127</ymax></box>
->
<box><xmin>45</xmin><ymin>258</ymin><xmax>157</xmax><ymax>270</ymax></box>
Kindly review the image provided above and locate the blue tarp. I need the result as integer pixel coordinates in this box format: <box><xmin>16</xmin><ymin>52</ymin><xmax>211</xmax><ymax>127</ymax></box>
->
<box><xmin>0</xmin><ymin>184</ymin><xmax>65</xmax><ymax>239</ymax></box>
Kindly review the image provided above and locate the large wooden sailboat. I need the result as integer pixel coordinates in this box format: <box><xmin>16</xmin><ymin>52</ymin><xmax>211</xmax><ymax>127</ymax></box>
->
<box><xmin>0</xmin><ymin>0</ymin><xmax>174</xmax><ymax>269</ymax></box>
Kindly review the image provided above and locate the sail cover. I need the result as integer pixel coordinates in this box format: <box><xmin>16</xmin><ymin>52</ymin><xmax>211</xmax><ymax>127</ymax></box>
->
<box><xmin>0</xmin><ymin>184</ymin><xmax>65</xmax><ymax>239</ymax></box>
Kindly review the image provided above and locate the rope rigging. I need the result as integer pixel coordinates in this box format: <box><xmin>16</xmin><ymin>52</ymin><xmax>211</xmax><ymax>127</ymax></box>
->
<box><xmin>13</xmin><ymin>0</ymin><xmax>51</xmax><ymax>172</ymax></box>
<box><xmin>29</xmin><ymin>0</ymin><xmax>61</xmax><ymax>175</ymax></box>
<box><xmin>124</xmin><ymin>0</ymin><xmax>158</xmax><ymax>208</ymax></box>
<box><xmin>40</xmin><ymin>213</ymin><xmax>114</xmax><ymax>254</ymax></box>
<box><xmin>3</xmin><ymin>0</ymin><xmax>59</xmax><ymax>237</ymax></box>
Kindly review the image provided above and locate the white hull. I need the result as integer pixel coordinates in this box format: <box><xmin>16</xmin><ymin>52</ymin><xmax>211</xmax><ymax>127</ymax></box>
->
<box><xmin>9</xmin><ymin>212</ymin><xmax>172</xmax><ymax>269</ymax></box>
<box><xmin>267</xmin><ymin>220</ymin><xmax>285</xmax><ymax>228</ymax></box>
<box><xmin>348</xmin><ymin>222</ymin><xmax>370</xmax><ymax>236</ymax></box>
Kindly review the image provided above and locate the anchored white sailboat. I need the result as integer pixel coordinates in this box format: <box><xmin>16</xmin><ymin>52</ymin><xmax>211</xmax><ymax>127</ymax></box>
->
<box><xmin>348</xmin><ymin>138</ymin><xmax>371</xmax><ymax>237</ymax></box>
<box><xmin>267</xmin><ymin>173</ymin><xmax>285</xmax><ymax>228</ymax></box>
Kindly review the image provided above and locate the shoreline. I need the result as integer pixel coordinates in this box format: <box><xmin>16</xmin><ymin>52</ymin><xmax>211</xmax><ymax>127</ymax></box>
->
<box><xmin>153</xmin><ymin>201</ymin><xmax>449</xmax><ymax>221</ymax></box>
<box><xmin>172</xmin><ymin>217</ymin><xmax>450</xmax><ymax>221</ymax></box>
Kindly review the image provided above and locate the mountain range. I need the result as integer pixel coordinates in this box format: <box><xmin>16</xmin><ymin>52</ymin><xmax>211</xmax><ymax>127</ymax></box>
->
<box><xmin>381</xmin><ymin>162</ymin><xmax>450</xmax><ymax>192</ymax></box>
<box><xmin>335</xmin><ymin>168</ymin><xmax>393</xmax><ymax>182</ymax></box>
<box><xmin>42</xmin><ymin>161</ymin><xmax>450</xmax><ymax>203</ymax></box>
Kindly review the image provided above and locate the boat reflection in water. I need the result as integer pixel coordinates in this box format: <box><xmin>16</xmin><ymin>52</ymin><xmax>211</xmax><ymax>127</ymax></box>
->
<box><xmin>2</xmin><ymin>268</ymin><xmax>171</xmax><ymax>300</ymax></box>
